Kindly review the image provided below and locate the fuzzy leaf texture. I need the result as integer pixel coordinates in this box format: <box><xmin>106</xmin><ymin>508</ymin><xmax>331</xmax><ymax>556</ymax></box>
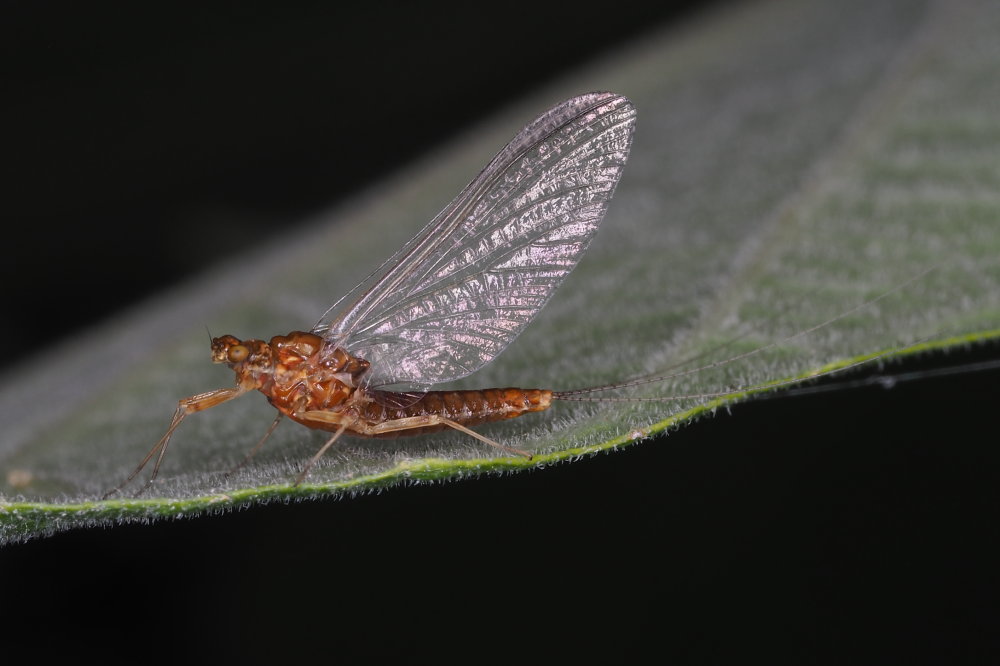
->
<box><xmin>2</xmin><ymin>0</ymin><xmax>999</xmax><ymax>543</ymax></box>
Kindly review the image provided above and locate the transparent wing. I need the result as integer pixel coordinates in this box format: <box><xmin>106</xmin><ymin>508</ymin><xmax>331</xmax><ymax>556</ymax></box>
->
<box><xmin>316</xmin><ymin>92</ymin><xmax>636</xmax><ymax>389</ymax></box>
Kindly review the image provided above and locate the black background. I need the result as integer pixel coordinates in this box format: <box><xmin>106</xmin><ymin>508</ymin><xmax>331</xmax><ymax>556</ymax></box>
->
<box><xmin>1</xmin><ymin>0</ymin><xmax>701</xmax><ymax>359</ymax></box>
<box><xmin>2</xmin><ymin>2</ymin><xmax>999</xmax><ymax>663</ymax></box>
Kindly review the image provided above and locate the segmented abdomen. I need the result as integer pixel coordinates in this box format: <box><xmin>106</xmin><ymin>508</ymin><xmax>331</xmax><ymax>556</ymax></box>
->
<box><xmin>358</xmin><ymin>388</ymin><xmax>553</xmax><ymax>438</ymax></box>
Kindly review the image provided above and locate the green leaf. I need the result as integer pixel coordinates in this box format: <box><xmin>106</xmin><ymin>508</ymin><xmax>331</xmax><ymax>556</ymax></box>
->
<box><xmin>2</xmin><ymin>0</ymin><xmax>999</xmax><ymax>543</ymax></box>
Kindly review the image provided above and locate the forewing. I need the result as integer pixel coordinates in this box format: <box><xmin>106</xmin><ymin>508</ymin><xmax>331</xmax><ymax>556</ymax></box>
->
<box><xmin>319</xmin><ymin>92</ymin><xmax>636</xmax><ymax>389</ymax></box>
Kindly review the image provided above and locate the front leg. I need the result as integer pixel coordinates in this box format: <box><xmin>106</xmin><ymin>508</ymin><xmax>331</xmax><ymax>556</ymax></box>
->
<box><xmin>103</xmin><ymin>386</ymin><xmax>248</xmax><ymax>498</ymax></box>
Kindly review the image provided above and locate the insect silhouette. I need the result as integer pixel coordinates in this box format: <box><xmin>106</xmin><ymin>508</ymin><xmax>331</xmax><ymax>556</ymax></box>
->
<box><xmin>103</xmin><ymin>91</ymin><xmax>903</xmax><ymax>498</ymax></box>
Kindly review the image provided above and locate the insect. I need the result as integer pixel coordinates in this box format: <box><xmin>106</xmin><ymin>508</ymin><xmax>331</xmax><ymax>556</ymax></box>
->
<box><xmin>103</xmin><ymin>92</ymin><xmax>637</xmax><ymax>497</ymax></box>
<box><xmin>103</xmin><ymin>91</ymin><xmax>907</xmax><ymax>498</ymax></box>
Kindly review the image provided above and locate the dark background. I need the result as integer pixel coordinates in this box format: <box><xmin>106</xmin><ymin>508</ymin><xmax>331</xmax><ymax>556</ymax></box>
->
<box><xmin>3</xmin><ymin>2</ymin><xmax>999</xmax><ymax>663</ymax></box>
<box><xmin>1</xmin><ymin>0</ymin><xmax>704</xmax><ymax>360</ymax></box>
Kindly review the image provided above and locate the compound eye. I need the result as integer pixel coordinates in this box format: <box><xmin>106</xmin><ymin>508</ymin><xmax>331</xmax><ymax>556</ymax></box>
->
<box><xmin>227</xmin><ymin>344</ymin><xmax>250</xmax><ymax>363</ymax></box>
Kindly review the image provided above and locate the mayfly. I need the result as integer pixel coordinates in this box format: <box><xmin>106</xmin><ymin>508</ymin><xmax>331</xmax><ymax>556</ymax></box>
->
<box><xmin>103</xmin><ymin>91</ymin><xmax>904</xmax><ymax>498</ymax></box>
<box><xmin>105</xmin><ymin>92</ymin><xmax>634</xmax><ymax>496</ymax></box>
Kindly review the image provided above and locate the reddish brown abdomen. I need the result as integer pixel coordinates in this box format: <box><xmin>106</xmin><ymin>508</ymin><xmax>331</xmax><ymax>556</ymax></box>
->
<box><xmin>359</xmin><ymin>388</ymin><xmax>553</xmax><ymax>438</ymax></box>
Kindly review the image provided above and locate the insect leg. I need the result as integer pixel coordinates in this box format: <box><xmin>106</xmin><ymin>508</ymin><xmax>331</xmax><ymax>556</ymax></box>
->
<box><xmin>103</xmin><ymin>386</ymin><xmax>247</xmax><ymax>499</ymax></box>
<box><xmin>436</xmin><ymin>417</ymin><xmax>533</xmax><ymax>460</ymax></box>
<box><xmin>225</xmin><ymin>412</ymin><xmax>284</xmax><ymax>477</ymax></box>
<box><xmin>357</xmin><ymin>414</ymin><xmax>532</xmax><ymax>459</ymax></box>
<box><xmin>293</xmin><ymin>409</ymin><xmax>359</xmax><ymax>486</ymax></box>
